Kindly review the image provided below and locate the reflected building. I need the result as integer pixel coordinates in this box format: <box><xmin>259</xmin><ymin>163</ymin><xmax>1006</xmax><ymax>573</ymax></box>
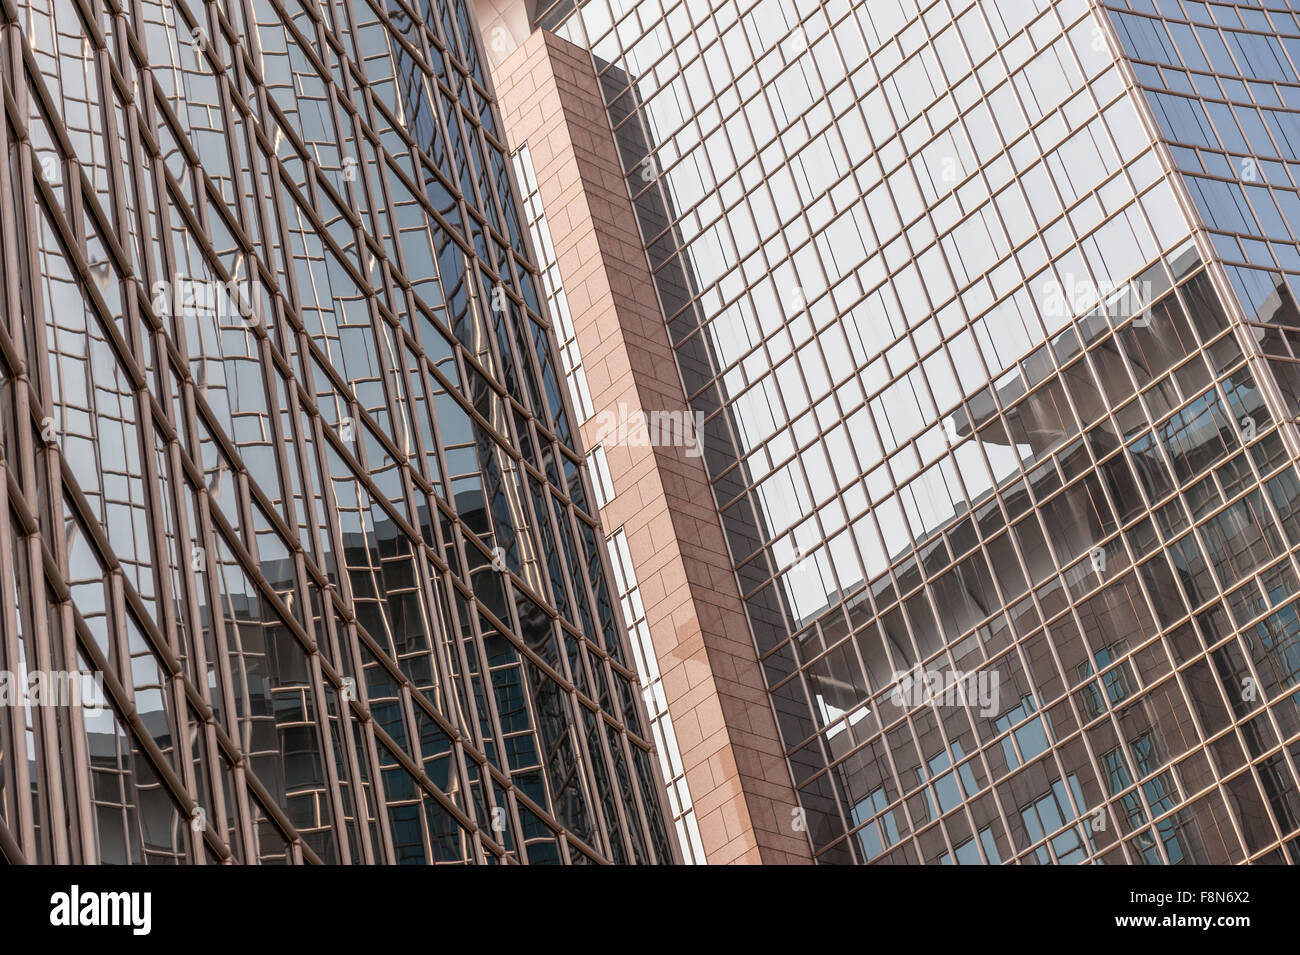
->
<box><xmin>0</xmin><ymin>0</ymin><xmax>675</xmax><ymax>863</ymax></box>
<box><xmin>476</xmin><ymin>0</ymin><xmax>1300</xmax><ymax>863</ymax></box>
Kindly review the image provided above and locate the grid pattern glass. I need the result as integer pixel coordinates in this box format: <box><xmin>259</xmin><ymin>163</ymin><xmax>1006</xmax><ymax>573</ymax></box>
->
<box><xmin>0</xmin><ymin>0</ymin><xmax>673</xmax><ymax>864</ymax></box>
<box><xmin>513</xmin><ymin>142</ymin><xmax>594</xmax><ymax>421</ymax></box>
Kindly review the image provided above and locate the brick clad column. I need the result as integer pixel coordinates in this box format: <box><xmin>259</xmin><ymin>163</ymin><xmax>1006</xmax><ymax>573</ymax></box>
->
<box><xmin>490</xmin><ymin>29</ymin><xmax>813</xmax><ymax>865</ymax></box>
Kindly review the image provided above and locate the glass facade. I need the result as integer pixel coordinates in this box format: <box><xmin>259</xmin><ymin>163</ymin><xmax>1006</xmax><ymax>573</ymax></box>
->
<box><xmin>531</xmin><ymin>0</ymin><xmax>1300</xmax><ymax>863</ymax></box>
<box><xmin>0</xmin><ymin>0</ymin><xmax>674</xmax><ymax>863</ymax></box>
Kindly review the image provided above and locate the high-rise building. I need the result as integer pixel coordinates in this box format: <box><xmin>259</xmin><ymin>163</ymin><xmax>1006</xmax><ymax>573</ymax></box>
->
<box><xmin>0</xmin><ymin>0</ymin><xmax>676</xmax><ymax>864</ymax></box>
<box><xmin>475</xmin><ymin>0</ymin><xmax>1300</xmax><ymax>864</ymax></box>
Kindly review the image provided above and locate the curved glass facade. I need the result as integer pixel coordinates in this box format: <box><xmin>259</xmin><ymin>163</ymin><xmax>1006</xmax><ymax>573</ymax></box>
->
<box><xmin>531</xmin><ymin>0</ymin><xmax>1300</xmax><ymax>863</ymax></box>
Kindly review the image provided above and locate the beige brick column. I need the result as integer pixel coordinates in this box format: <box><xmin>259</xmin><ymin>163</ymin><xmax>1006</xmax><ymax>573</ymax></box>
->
<box><xmin>490</xmin><ymin>29</ymin><xmax>812</xmax><ymax>864</ymax></box>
